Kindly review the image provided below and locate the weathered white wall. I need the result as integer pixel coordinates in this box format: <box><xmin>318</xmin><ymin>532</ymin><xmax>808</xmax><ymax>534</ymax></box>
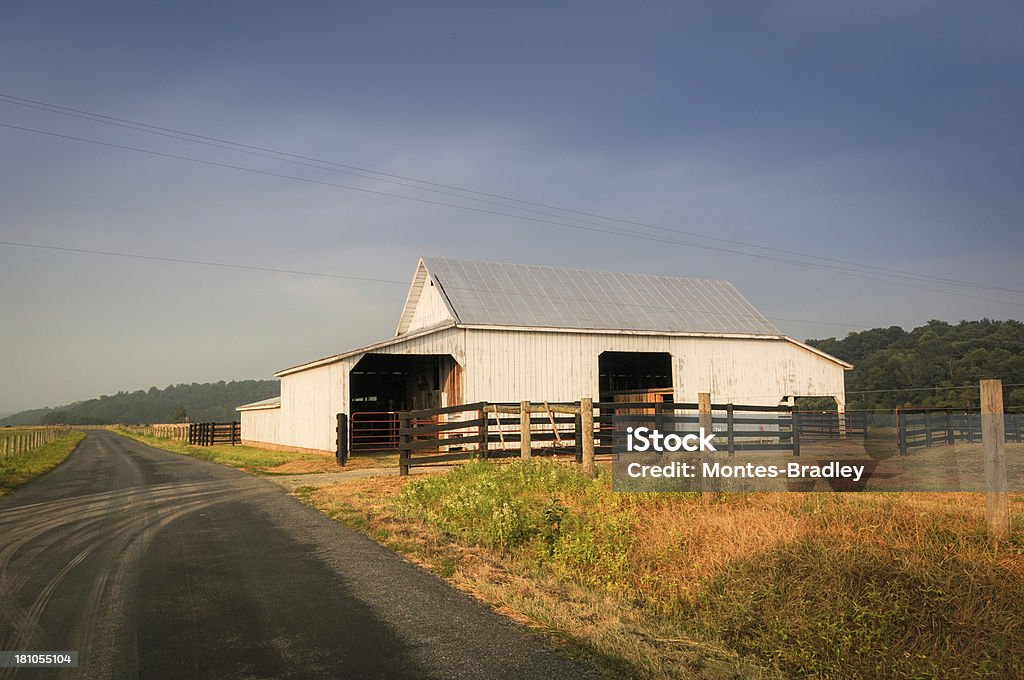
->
<box><xmin>277</xmin><ymin>361</ymin><xmax>351</xmax><ymax>452</ymax></box>
<box><xmin>405</xmin><ymin>279</ymin><xmax>453</xmax><ymax>333</ymax></box>
<box><xmin>274</xmin><ymin>326</ymin><xmax>467</xmax><ymax>452</ymax></box>
<box><xmin>255</xmin><ymin>326</ymin><xmax>845</xmax><ymax>452</ymax></box>
<box><xmin>461</xmin><ymin>329</ymin><xmax>845</xmax><ymax>406</ymax></box>
<box><xmin>239</xmin><ymin>407</ymin><xmax>280</xmax><ymax>445</ymax></box>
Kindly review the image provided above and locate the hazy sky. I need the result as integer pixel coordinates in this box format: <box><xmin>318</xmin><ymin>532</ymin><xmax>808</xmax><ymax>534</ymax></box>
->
<box><xmin>1</xmin><ymin>1</ymin><xmax>1022</xmax><ymax>413</ymax></box>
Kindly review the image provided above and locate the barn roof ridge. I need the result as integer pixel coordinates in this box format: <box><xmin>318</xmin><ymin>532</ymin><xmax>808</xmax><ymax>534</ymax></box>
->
<box><xmin>415</xmin><ymin>256</ymin><xmax>781</xmax><ymax>336</ymax></box>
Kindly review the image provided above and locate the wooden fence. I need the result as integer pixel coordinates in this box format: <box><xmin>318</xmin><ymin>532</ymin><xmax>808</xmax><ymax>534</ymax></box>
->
<box><xmin>0</xmin><ymin>427</ymin><xmax>72</xmax><ymax>457</ymax></box>
<box><xmin>595</xmin><ymin>401</ymin><xmax>804</xmax><ymax>456</ymax></box>
<box><xmin>396</xmin><ymin>399</ymin><xmax>845</xmax><ymax>474</ymax></box>
<box><xmin>123</xmin><ymin>423</ymin><xmax>190</xmax><ymax>441</ymax></box>
<box><xmin>896</xmin><ymin>407</ymin><xmax>1023</xmax><ymax>455</ymax></box>
<box><xmin>796</xmin><ymin>410</ymin><xmax>868</xmax><ymax>440</ymax></box>
<box><xmin>188</xmin><ymin>422</ymin><xmax>241</xmax><ymax>446</ymax></box>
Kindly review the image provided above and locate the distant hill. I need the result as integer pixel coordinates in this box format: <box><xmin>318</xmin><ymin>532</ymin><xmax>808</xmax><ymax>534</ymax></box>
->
<box><xmin>807</xmin><ymin>319</ymin><xmax>1024</xmax><ymax>411</ymax></box>
<box><xmin>0</xmin><ymin>380</ymin><xmax>280</xmax><ymax>426</ymax></box>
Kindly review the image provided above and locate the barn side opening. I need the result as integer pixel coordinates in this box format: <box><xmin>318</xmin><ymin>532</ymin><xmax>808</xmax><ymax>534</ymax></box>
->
<box><xmin>349</xmin><ymin>353</ymin><xmax>462</xmax><ymax>452</ymax></box>
<box><xmin>598</xmin><ymin>351</ymin><xmax>674</xmax><ymax>405</ymax></box>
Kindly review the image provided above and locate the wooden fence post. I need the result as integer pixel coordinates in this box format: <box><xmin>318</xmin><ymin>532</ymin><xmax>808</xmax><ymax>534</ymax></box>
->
<box><xmin>581</xmin><ymin>397</ymin><xmax>595</xmax><ymax>478</ymax></box>
<box><xmin>981</xmin><ymin>379</ymin><xmax>1009</xmax><ymax>543</ymax></box>
<box><xmin>896</xmin><ymin>408</ymin><xmax>907</xmax><ymax>456</ymax></box>
<box><xmin>791</xmin><ymin>408</ymin><xmax>801</xmax><ymax>457</ymax></box>
<box><xmin>698</xmin><ymin>392</ymin><xmax>713</xmax><ymax>496</ymax></box>
<box><xmin>399</xmin><ymin>412</ymin><xmax>411</xmax><ymax>476</ymax></box>
<box><xmin>726</xmin><ymin>403</ymin><xmax>736</xmax><ymax>456</ymax></box>
<box><xmin>478</xmin><ymin>407</ymin><xmax>489</xmax><ymax>459</ymax></box>
<box><xmin>336</xmin><ymin>413</ymin><xmax>348</xmax><ymax>466</ymax></box>
<box><xmin>574</xmin><ymin>409</ymin><xmax>583</xmax><ymax>464</ymax></box>
<box><xmin>520</xmin><ymin>401</ymin><xmax>532</xmax><ymax>459</ymax></box>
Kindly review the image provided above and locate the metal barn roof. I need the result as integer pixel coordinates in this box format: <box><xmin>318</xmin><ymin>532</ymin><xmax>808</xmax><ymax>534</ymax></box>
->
<box><xmin>420</xmin><ymin>257</ymin><xmax>780</xmax><ymax>335</ymax></box>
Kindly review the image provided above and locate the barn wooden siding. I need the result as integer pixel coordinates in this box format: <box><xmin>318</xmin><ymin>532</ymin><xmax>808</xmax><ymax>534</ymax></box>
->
<box><xmin>239</xmin><ymin>406</ymin><xmax>280</xmax><ymax>447</ymax></box>
<box><xmin>245</xmin><ymin>326</ymin><xmax>845</xmax><ymax>453</ymax></box>
<box><xmin>404</xmin><ymin>278</ymin><xmax>453</xmax><ymax>334</ymax></box>
<box><xmin>460</xmin><ymin>328</ymin><xmax>844</xmax><ymax>407</ymax></box>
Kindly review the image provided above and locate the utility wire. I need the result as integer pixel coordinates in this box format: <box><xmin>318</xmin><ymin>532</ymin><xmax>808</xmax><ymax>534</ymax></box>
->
<box><xmin>3</xmin><ymin>92</ymin><xmax>1021</xmax><ymax>296</ymax></box>
<box><xmin>3</xmin><ymin>119</ymin><xmax>1023</xmax><ymax>311</ymax></box>
<box><xmin>0</xmin><ymin>240</ymin><xmax>408</xmax><ymax>285</ymax></box>
<box><xmin>0</xmin><ymin>240</ymin><xmax>873</xmax><ymax>330</ymax></box>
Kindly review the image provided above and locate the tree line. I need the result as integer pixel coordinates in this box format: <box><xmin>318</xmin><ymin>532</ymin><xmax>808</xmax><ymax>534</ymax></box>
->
<box><xmin>807</xmin><ymin>319</ymin><xmax>1024</xmax><ymax>411</ymax></box>
<box><xmin>0</xmin><ymin>380</ymin><xmax>279</xmax><ymax>426</ymax></box>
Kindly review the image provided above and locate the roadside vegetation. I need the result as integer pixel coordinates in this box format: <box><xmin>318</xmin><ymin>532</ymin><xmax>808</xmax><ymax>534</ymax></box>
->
<box><xmin>115</xmin><ymin>429</ymin><xmax>342</xmax><ymax>474</ymax></box>
<box><xmin>0</xmin><ymin>429</ymin><xmax>85</xmax><ymax>495</ymax></box>
<box><xmin>296</xmin><ymin>460</ymin><xmax>1024</xmax><ymax>679</ymax></box>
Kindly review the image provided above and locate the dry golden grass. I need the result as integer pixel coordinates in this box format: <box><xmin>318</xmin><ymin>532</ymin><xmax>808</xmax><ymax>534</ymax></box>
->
<box><xmin>295</xmin><ymin>462</ymin><xmax>1024</xmax><ymax>679</ymax></box>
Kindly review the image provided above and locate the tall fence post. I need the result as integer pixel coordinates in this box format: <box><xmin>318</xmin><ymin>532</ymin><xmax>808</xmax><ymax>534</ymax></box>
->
<box><xmin>520</xmin><ymin>400</ymin><xmax>532</xmax><ymax>459</ymax></box>
<box><xmin>478</xmin><ymin>406</ymin><xmax>489</xmax><ymax>460</ymax></box>
<box><xmin>336</xmin><ymin>413</ymin><xmax>349</xmax><ymax>466</ymax></box>
<box><xmin>581</xmin><ymin>397</ymin><xmax>595</xmax><ymax>478</ymax></box>
<box><xmin>896</xmin><ymin>408</ymin><xmax>907</xmax><ymax>456</ymax></box>
<box><xmin>574</xmin><ymin>408</ymin><xmax>583</xmax><ymax>464</ymax></box>
<box><xmin>698</xmin><ymin>392</ymin><xmax>714</xmax><ymax>496</ymax></box>
<box><xmin>399</xmin><ymin>412</ymin><xmax>411</xmax><ymax>476</ymax></box>
<box><xmin>981</xmin><ymin>379</ymin><xmax>1009</xmax><ymax>543</ymax></box>
<box><xmin>726</xmin><ymin>403</ymin><xmax>736</xmax><ymax>457</ymax></box>
<box><xmin>791</xmin><ymin>409</ymin><xmax>801</xmax><ymax>457</ymax></box>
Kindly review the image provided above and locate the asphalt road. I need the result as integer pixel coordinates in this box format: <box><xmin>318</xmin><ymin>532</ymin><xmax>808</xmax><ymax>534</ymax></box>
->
<box><xmin>0</xmin><ymin>431</ymin><xmax>595</xmax><ymax>679</ymax></box>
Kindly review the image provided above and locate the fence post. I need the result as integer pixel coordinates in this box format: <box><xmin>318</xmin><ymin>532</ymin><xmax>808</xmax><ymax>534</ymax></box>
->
<box><xmin>698</xmin><ymin>392</ymin><xmax>714</xmax><ymax>495</ymax></box>
<box><xmin>336</xmin><ymin>413</ymin><xmax>349</xmax><ymax>466</ymax></box>
<box><xmin>519</xmin><ymin>401</ymin><xmax>532</xmax><ymax>459</ymax></box>
<box><xmin>726</xmin><ymin>403</ymin><xmax>736</xmax><ymax>457</ymax></box>
<box><xmin>791</xmin><ymin>409</ymin><xmax>801</xmax><ymax>457</ymax></box>
<box><xmin>574</xmin><ymin>408</ymin><xmax>583</xmax><ymax>464</ymax></box>
<box><xmin>925</xmin><ymin>412</ymin><xmax>933</xmax><ymax>447</ymax></box>
<box><xmin>981</xmin><ymin>379</ymin><xmax>1009</xmax><ymax>543</ymax></box>
<box><xmin>581</xmin><ymin>397</ymin><xmax>595</xmax><ymax>478</ymax></box>
<box><xmin>478</xmin><ymin>407</ymin><xmax>489</xmax><ymax>460</ymax></box>
<box><xmin>897</xmin><ymin>408</ymin><xmax>907</xmax><ymax>456</ymax></box>
<box><xmin>399</xmin><ymin>412</ymin><xmax>411</xmax><ymax>476</ymax></box>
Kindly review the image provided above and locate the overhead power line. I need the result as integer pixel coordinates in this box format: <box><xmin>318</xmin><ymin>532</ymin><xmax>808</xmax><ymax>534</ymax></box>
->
<box><xmin>3</xmin><ymin>119</ymin><xmax>1023</xmax><ymax>312</ymax></box>
<box><xmin>0</xmin><ymin>240</ymin><xmax>408</xmax><ymax>285</ymax></box>
<box><xmin>0</xmin><ymin>240</ymin><xmax>875</xmax><ymax>330</ymax></box>
<box><xmin>1</xmin><ymin>93</ymin><xmax>1023</xmax><ymax>298</ymax></box>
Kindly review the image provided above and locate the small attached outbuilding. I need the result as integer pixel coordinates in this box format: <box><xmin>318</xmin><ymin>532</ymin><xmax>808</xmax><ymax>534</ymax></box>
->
<box><xmin>238</xmin><ymin>257</ymin><xmax>851</xmax><ymax>453</ymax></box>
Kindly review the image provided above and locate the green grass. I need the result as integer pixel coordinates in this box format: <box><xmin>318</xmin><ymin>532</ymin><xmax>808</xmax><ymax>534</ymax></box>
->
<box><xmin>303</xmin><ymin>460</ymin><xmax>1024</xmax><ymax>679</ymax></box>
<box><xmin>0</xmin><ymin>430</ymin><xmax>85</xmax><ymax>495</ymax></box>
<box><xmin>115</xmin><ymin>429</ymin><xmax>341</xmax><ymax>474</ymax></box>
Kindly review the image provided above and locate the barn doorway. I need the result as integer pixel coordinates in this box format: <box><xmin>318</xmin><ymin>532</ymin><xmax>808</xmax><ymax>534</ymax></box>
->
<box><xmin>598</xmin><ymin>351</ymin><xmax>674</xmax><ymax>404</ymax></box>
<box><xmin>349</xmin><ymin>353</ymin><xmax>462</xmax><ymax>451</ymax></box>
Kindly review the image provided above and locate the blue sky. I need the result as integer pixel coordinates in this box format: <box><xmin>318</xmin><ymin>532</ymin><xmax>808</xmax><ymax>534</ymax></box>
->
<box><xmin>1</xmin><ymin>1</ymin><xmax>1022</xmax><ymax>412</ymax></box>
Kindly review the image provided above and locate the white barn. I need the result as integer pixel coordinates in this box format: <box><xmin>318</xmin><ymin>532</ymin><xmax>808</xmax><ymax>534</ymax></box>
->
<box><xmin>238</xmin><ymin>257</ymin><xmax>851</xmax><ymax>453</ymax></box>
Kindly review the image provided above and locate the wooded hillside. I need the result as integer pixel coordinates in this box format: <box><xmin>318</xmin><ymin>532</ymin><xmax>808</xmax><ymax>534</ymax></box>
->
<box><xmin>807</xmin><ymin>319</ymin><xmax>1024</xmax><ymax>410</ymax></box>
<box><xmin>0</xmin><ymin>380</ymin><xmax>279</xmax><ymax>425</ymax></box>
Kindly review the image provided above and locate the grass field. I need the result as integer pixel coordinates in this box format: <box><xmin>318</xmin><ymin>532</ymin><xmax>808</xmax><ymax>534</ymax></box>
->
<box><xmin>115</xmin><ymin>429</ymin><xmax>343</xmax><ymax>474</ymax></box>
<box><xmin>0</xmin><ymin>430</ymin><xmax>85</xmax><ymax>495</ymax></box>
<box><xmin>296</xmin><ymin>460</ymin><xmax>1024</xmax><ymax>679</ymax></box>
